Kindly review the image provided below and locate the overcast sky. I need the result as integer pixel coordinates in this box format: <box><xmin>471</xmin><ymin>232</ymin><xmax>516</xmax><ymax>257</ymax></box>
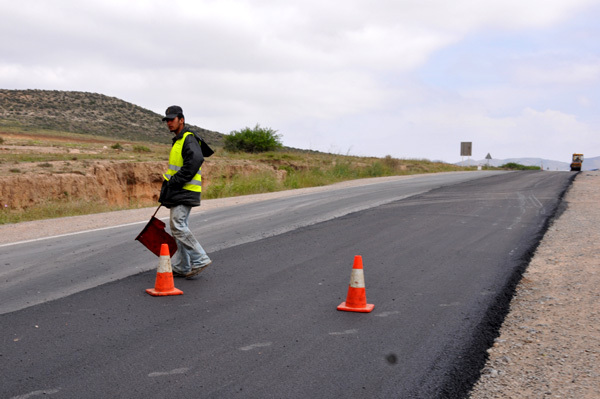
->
<box><xmin>1</xmin><ymin>0</ymin><xmax>599</xmax><ymax>162</ymax></box>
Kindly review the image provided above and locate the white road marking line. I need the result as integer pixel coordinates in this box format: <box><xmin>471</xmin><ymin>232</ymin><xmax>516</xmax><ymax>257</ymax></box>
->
<box><xmin>239</xmin><ymin>342</ymin><xmax>273</xmax><ymax>351</ymax></box>
<box><xmin>328</xmin><ymin>329</ymin><xmax>358</xmax><ymax>336</ymax></box>
<box><xmin>148</xmin><ymin>367</ymin><xmax>190</xmax><ymax>377</ymax></box>
<box><xmin>10</xmin><ymin>388</ymin><xmax>60</xmax><ymax>399</ymax></box>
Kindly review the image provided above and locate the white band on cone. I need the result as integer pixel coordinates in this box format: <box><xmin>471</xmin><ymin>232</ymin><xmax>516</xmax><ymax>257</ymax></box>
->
<box><xmin>157</xmin><ymin>256</ymin><xmax>173</xmax><ymax>273</ymax></box>
<box><xmin>349</xmin><ymin>269</ymin><xmax>365</xmax><ymax>288</ymax></box>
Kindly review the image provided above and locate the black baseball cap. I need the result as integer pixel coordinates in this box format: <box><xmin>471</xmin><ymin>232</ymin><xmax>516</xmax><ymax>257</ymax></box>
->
<box><xmin>162</xmin><ymin>105</ymin><xmax>183</xmax><ymax>121</ymax></box>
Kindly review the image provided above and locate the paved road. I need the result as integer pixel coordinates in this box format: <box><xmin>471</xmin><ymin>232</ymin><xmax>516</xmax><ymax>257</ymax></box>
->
<box><xmin>0</xmin><ymin>171</ymin><xmax>574</xmax><ymax>398</ymax></box>
<box><xmin>0</xmin><ymin>171</ymin><xmax>500</xmax><ymax>315</ymax></box>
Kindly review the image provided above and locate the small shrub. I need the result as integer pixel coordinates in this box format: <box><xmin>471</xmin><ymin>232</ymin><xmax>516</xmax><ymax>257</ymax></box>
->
<box><xmin>9</xmin><ymin>168</ymin><xmax>21</xmax><ymax>173</ymax></box>
<box><xmin>111</xmin><ymin>143</ymin><xmax>123</xmax><ymax>150</ymax></box>
<box><xmin>38</xmin><ymin>162</ymin><xmax>52</xmax><ymax>168</ymax></box>
<box><xmin>224</xmin><ymin>124</ymin><xmax>283</xmax><ymax>153</ymax></box>
<box><xmin>382</xmin><ymin>155</ymin><xmax>400</xmax><ymax>170</ymax></box>
<box><xmin>133</xmin><ymin>145</ymin><xmax>151</xmax><ymax>153</ymax></box>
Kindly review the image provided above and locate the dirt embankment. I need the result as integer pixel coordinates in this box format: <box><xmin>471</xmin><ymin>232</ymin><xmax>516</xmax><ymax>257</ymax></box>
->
<box><xmin>0</xmin><ymin>162</ymin><xmax>163</xmax><ymax>209</ymax></box>
<box><xmin>0</xmin><ymin>129</ymin><xmax>289</xmax><ymax>210</ymax></box>
<box><xmin>0</xmin><ymin>160</ymin><xmax>287</xmax><ymax>210</ymax></box>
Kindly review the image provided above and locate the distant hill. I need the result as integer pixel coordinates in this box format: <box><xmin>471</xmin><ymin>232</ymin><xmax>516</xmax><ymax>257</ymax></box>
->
<box><xmin>457</xmin><ymin>156</ymin><xmax>600</xmax><ymax>171</ymax></box>
<box><xmin>0</xmin><ymin>89</ymin><xmax>224</xmax><ymax>146</ymax></box>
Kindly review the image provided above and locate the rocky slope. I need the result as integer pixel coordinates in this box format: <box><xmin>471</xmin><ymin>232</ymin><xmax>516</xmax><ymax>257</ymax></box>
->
<box><xmin>0</xmin><ymin>89</ymin><xmax>224</xmax><ymax>146</ymax></box>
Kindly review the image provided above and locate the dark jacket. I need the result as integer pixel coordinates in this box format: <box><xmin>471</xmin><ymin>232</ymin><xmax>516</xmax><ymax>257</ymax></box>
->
<box><xmin>159</xmin><ymin>127</ymin><xmax>204</xmax><ymax>208</ymax></box>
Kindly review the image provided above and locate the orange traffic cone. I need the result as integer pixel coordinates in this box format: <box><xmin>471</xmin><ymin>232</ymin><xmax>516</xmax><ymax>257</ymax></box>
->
<box><xmin>146</xmin><ymin>243</ymin><xmax>183</xmax><ymax>296</ymax></box>
<box><xmin>337</xmin><ymin>255</ymin><xmax>374</xmax><ymax>312</ymax></box>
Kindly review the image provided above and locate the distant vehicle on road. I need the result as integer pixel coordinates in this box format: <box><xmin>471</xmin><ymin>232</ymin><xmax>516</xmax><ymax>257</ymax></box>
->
<box><xmin>570</xmin><ymin>153</ymin><xmax>583</xmax><ymax>171</ymax></box>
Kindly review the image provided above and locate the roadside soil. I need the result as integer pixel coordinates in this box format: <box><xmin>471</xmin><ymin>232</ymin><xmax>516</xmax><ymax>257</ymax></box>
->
<box><xmin>1</xmin><ymin>172</ymin><xmax>597</xmax><ymax>398</ymax></box>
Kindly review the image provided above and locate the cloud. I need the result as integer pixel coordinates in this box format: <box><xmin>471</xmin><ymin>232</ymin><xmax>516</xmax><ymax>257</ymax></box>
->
<box><xmin>515</xmin><ymin>60</ymin><xmax>600</xmax><ymax>85</ymax></box>
<box><xmin>1</xmin><ymin>0</ymin><xmax>600</xmax><ymax>162</ymax></box>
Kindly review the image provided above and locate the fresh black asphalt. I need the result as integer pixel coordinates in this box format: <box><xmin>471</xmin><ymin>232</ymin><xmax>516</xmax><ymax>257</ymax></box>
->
<box><xmin>0</xmin><ymin>171</ymin><xmax>575</xmax><ymax>398</ymax></box>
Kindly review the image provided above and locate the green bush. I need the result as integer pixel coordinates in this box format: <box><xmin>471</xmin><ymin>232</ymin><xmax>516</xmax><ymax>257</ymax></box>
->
<box><xmin>500</xmin><ymin>162</ymin><xmax>540</xmax><ymax>170</ymax></box>
<box><xmin>133</xmin><ymin>145</ymin><xmax>151</xmax><ymax>153</ymax></box>
<box><xmin>111</xmin><ymin>143</ymin><xmax>123</xmax><ymax>150</ymax></box>
<box><xmin>224</xmin><ymin>124</ymin><xmax>282</xmax><ymax>153</ymax></box>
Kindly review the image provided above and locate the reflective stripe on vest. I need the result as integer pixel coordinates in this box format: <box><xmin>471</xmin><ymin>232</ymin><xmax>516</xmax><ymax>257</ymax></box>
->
<box><xmin>163</xmin><ymin>132</ymin><xmax>202</xmax><ymax>192</ymax></box>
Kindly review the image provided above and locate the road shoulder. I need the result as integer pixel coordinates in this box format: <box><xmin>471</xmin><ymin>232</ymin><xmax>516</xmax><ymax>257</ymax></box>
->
<box><xmin>469</xmin><ymin>171</ymin><xmax>600</xmax><ymax>398</ymax></box>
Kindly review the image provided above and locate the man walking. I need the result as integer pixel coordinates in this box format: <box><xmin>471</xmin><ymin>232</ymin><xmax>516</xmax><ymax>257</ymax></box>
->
<box><xmin>159</xmin><ymin>105</ymin><xmax>212</xmax><ymax>278</ymax></box>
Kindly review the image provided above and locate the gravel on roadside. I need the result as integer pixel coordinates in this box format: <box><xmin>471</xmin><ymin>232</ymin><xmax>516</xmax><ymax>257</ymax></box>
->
<box><xmin>468</xmin><ymin>171</ymin><xmax>600</xmax><ymax>399</ymax></box>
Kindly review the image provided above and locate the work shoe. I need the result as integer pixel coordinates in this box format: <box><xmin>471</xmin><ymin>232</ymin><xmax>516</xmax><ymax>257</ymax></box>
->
<box><xmin>172</xmin><ymin>270</ymin><xmax>186</xmax><ymax>278</ymax></box>
<box><xmin>185</xmin><ymin>260</ymin><xmax>212</xmax><ymax>279</ymax></box>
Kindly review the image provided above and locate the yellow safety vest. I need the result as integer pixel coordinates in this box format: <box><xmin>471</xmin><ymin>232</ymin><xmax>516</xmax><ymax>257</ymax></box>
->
<box><xmin>163</xmin><ymin>132</ymin><xmax>202</xmax><ymax>192</ymax></box>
